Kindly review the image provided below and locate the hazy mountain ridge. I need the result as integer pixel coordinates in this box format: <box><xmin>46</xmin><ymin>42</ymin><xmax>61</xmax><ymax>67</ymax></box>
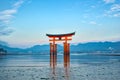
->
<box><xmin>0</xmin><ymin>44</ymin><xmax>23</xmax><ymax>53</ymax></box>
<box><xmin>0</xmin><ymin>41</ymin><xmax>120</xmax><ymax>54</ymax></box>
<box><xmin>70</xmin><ymin>41</ymin><xmax>120</xmax><ymax>53</ymax></box>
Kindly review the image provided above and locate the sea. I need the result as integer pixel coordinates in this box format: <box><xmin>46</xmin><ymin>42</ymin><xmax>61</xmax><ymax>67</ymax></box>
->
<box><xmin>0</xmin><ymin>52</ymin><xmax>120</xmax><ymax>67</ymax></box>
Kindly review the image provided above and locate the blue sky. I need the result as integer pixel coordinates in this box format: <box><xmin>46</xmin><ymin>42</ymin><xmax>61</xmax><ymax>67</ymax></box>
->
<box><xmin>0</xmin><ymin>0</ymin><xmax>120</xmax><ymax>48</ymax></box>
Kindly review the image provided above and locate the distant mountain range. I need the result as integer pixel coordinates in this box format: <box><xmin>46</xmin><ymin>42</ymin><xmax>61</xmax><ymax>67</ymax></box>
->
<box><xmin>70</xmin><ymin>41</ymin><xmax>120</xmax><ymax>53</ymax></box>
<box><xmin>0</xmin><ymin>41</ymin><xmax>120</xmax><ymax>54</ymax></box>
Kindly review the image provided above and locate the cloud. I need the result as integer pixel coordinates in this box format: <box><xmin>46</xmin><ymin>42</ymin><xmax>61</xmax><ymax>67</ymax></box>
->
<box><xmin>103</xmin><ymin>0</ymin><xmax>115</xmax><ymax>4</ymax></box>
<box><xmin>89</xmin><ymin>21</ymin><xmax>97</xmax><ymax>25</ymax></box>
<box><xmin>89</xmin><ymin>21</ymin><xmax>102</xmax><ymax>26</ymax></box>
<box><xmin>0</xmin><ymin>9</ymin><xmax>16</xmax><ymax>24</ymax></box>
<box><xmin>111</xmin><ymin>4</ymin><xmax>120</xmax><ymax>17</ymax></box>
<box><xmin>0</xmin><ymin>9</ymin><xmax>17</xmax><ymax>15</ymax></box>
<box><xmin>0</xmin><ymin>29</ymin><xmax>13</xmax><ymax>36</ymax></box>
<box><xmin>111</xmin><ymin>4</ymin><xmax>120</xmax><ymax>12</ymax></box>
<box><xmin>0</xmin><ymin>0</ymin><xmax>24</xmax><ymax>36</ymax></box>
<box><xmin>104</xmin><ymin>4</ymin><xmax>120</xmax><ymax>17</ymax></box>
<box><xmin>13</xmin><ymin>0</ymin><xmax>24</xmax><ymax>9</ymax></box>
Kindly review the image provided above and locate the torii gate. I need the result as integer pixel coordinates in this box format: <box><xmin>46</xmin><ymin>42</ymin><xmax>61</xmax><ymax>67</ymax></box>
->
<box><xmin>46</xmin><ymin>32</ymin><xmax>75</xmax><ymax>68</ymax></box>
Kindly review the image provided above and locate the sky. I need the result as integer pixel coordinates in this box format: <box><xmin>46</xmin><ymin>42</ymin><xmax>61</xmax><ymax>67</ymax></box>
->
<box><xmin>0</xmin><ymin>0</ymin><xmax>120</xmax><ymax>48</ymax></box>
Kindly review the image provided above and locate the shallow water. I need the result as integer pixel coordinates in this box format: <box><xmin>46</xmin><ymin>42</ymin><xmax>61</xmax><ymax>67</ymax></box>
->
<box><xmin>0</xmin><ymin>53</ymin><xmax>120</xmax><ymax>66</ymax></box>
<box><xmin>0</xmin><ymin>53</ymin><xmax>120</xmax><ymax>80</ymax></box>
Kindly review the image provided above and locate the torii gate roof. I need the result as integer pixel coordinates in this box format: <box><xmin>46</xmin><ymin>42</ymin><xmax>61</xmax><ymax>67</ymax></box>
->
<box><xmin>46</xmin><ymin>32</ymin><xmax>75</xmax><ymax>37</ymax></box>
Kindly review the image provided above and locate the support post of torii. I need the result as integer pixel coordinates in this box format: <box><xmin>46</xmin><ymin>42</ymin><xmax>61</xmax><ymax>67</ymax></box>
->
<box><xmin>46</xmin><ymin>32</ymin><xmax>75</xmax><ymax>68</ymax></box>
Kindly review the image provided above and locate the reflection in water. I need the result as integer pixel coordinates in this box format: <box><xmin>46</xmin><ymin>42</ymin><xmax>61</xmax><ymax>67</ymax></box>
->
<box><xmin>50</xmin><ymin>52</ymin><xmax>70</xmax><ymax>80</ymax></box>
<box><xmin>64</xmin><ymin>53</ymin><xmax>70</xmax><ymax>80</ymax></box>
<box><xmin>50</xmin><ymin>52</ymin><xmax>57</xmax><ymax>80</ymax></box>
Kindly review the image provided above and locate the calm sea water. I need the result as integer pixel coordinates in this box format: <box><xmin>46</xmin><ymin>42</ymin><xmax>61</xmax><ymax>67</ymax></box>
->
<box><xmin>0</xmin><ymin>53</ymin><xmax>120</xmax><ymax>66</ymax></box>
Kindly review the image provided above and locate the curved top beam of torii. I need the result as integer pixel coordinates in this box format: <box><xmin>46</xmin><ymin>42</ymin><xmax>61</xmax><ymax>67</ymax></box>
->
<box><xmin>46</xmin><ymin>32</ymin><xmax>75</xmax><ymax>38</ymax></box>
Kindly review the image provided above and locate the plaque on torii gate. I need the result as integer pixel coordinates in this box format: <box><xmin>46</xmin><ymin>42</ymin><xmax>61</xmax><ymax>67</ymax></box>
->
<box><xmin>46</xmin><ymin>32</ymin><xmax>75</xmax><ymax>68</ymax></box>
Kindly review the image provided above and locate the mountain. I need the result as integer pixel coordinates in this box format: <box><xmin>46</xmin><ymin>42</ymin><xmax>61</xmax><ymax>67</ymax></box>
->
<box><xmin>70</xmin><ymin>41</ymin><xmax>120</xmax><ymax>53</ymax></box>
<box><xmin>0</xmin><ymin>44</ymin><xmax>23</xmax><ymax>54</ymax></box>
<box><xmin>0</xmin><ymin>40</ymin><xmax>9</xmax><ymax>46</ymax></box>
<box><xmin>25</xmin><ymin>44</ymin><xmax>63</xmax><ymax>54</ymax></box>
<box><xmin>0</xmin><ymin>41</ymin><xmax>120</xmax><ymax>54</ymax></box>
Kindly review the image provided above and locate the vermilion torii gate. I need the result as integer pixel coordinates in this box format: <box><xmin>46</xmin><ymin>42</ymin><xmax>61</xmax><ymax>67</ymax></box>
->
<box><xmin>46</xmin><ymin>32</ymin><xmax>75</xmax><ymax>68</ymax></box>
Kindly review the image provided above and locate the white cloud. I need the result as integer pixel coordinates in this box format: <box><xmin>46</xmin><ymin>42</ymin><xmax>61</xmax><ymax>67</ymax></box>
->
<box><xmin>0</xmin><ymin>29</ymin><xmax>13</xmax><ymax>36</ymax></box>
<box><xmin>0</xmin><ymin>0</ymin><xmax>24</xmax><ymax>36</ymax></box>
<box><xmin>104</xmin><ymin>4</ymin><xmax>120</xmax><ymax>17</ymax></box>
<box><xmin>0</xmin><ymin>9</ymin><xmax>17</xmax><ymax>15</ymax></box>
<box><xmin>0</xmin><ymin>9</ymin><xmax>16</xmax><ymax>23</ymax></box>
<box><xmin>0</xmin><ymin>14</ymin><xmax>13</xmax><ymax>20</ymax></box>
<box><xmin>111</xmin><ymin>4</ymin><xmax>120</xmax><ymax>12</ymax></box>
<box><xmin>89</xmin><ymin>21</ymin><xmax>97</xmax><ymax>25</ymax></box>
<box><xmin>113</xmin><ymin>13</ymin><xmax>120</xmax><ymax>17</ymax></box>
<box><xmin>111</xmin><ymin>4</ymin><xmax>120</xmax><ymax>17</ymax></box>
<box><xmin>103</xmin><ymin>0</ymin><xmax>115</xmax><ymax>4</ymax></box>
<box><xmin>13</xmin><ymin>0</ymin><xmax>24</xmax><ymax>9</ymax></box>
<box><xmin>89</xmin><ymin>21</ymin><xmax>102</xmax><ymax>26</ymax></box>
